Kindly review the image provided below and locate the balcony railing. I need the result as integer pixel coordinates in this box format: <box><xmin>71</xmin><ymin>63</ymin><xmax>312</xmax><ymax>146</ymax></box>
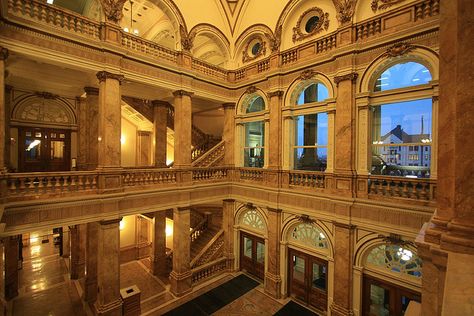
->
<box><xmin>367</xmin><ymin>175</ymin><xmax>436</xmax><ymax>201</ymax></box>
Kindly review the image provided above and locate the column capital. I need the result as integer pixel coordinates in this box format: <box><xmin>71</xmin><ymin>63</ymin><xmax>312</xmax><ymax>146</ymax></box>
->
<box><xmin>152</xmin><ymin>100</ymin><xmax>172</xmax><ymax>108</ymax></box>
<box><xmin>84</xmin><ymin>86</ymin><xmax>99</xmax><ymax>96</ymax></box>
<box><xmin>267</xmin><ymin>207</ymin><xmax>282</xmax><ymax>214</ymax></box>
<box><xmin>332</xmin><ymin>220</ymin><xmax>356</xmax><ymax>230</ymax></box>
<box><xmin>176</xmin><ymin>207</ymin><xmax>191</xmax><ymax>213</ymax></box>
<box><xmin>99</xmin><ymin>217</ymin><xmax>122</xmax><ymax>226</ymax></box>
<box><xmin>334</xmin><ymin>72</ymin><xmax>359</xmax><ymax>86</ymax></box>
<box><xmin>96</xmin><ymin>71</ymin><xmax>124</xmax><ymax>84</ymax></box>
<box><xmin>223</xmin><ymin>198</ymin><xmax>236</xmax><ymax>203</ymax></box>
<box><xmin>173</xmin><ymin>90</ymin><xmax>194</xmax><ymax>98</ymax></box>
<box><xmin>267</xmin><ymin>90</ymin><xmax>284</xmax><ymax>98</ymax></box>
<box><xmin>222</xmin><ymin>102</ymin><xmax>236</xmax><ymax>110</ymax></box>
<box><xmin>0</xmin><ymin>47</ymin><xmax>9</xmax><ymax>61</ymax></box>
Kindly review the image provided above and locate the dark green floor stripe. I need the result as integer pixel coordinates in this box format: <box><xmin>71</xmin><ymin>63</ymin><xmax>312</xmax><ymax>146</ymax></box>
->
<box><xmin>274</xmin><ymin>300</ymin><xmax>319</xmax><ymax>316</ymax></box>
<box><xmin>163</xmin><ymin>274</ymin><xmax>259</xmax><ymax>316</ymax></box>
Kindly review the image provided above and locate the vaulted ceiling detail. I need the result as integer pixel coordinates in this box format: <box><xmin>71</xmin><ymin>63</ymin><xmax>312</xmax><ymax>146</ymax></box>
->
<box><xmin>218</xmin><ymin>0</ymin><xmax>247</xmax><ymax>35</ymax></box>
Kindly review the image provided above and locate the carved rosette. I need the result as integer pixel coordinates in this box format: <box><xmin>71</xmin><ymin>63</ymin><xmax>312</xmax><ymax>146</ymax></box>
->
<box><xmin>267</xmin><ymin>90</ymin><xmax>284</xmax><ymax>98</ymax></box>
<box><xmin>242</xmin><ymin>35</ymin><xmax>266</xmax><ymax>63</ymax></box>
<box><xmin>299</xmin><ymin>69</ymin><xmax>317</xmax><ymax>81</ymax></box>
<box><xmin>96</xmin><ymin>71</ymin><xmax>125</xmax><ymax>84</ymax></box>
<box><xmin>382</xmin><ymin>42</ymin><xmax>415</xmax><ymax>58</ymax></box>
<box><xmin>371</xmin><ymin>0</ymin><xmax>405</xmax><ymax>12</ymax></box>
<box><xmin>334</xmin><ymin>72</ymin><xmax>359</xmax><ymax>86</ymax></box>
<box><xmin>99</xmin><ymin>0</ymin><xmax>127</xmax><ymax>23</ymax></box>
<box><xmin>292</xmin><ymin>7</ymin><xmax>330</xmax><ymax>43</ymax></box>
<box><xmin>0</xmin><ymin>47</ymin><xmax>9</xmax><ymax>61</ymax></box>
<box><xmin>172</xmin><ymin>90</ymin><xmax>194</xmax><ymax>98</ymax></box>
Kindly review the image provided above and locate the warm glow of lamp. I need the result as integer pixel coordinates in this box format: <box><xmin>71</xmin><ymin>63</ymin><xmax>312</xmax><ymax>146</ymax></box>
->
<box><xmin>166</xmin><ymin>222</ymin><xmax>173</xmax><ymax>236</ymax></box>
<box><xmin>121</xmin><ymin>135</ymin><xmax>126</xmax><ymax>145</ymax></box>
<box><xmin>119</xmin><ymin>220</ymin><xmax>125</xmax><ymax>230</ymax></box>
<box><xmin>47</xmin><ymin>0</ymin><xmax>54</xmax><ymax>4</ymax></box>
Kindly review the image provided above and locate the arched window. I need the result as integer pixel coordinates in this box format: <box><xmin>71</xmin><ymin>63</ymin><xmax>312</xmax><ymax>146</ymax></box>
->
<box><xmin>297</xmin><ymin>83</ymin><xmax>329</xmax><ymax>105</ymax></box>
<box><xmin>240</xmin><ymin>208</ymin><xmax>266</xmax><ymax>231</ymax></box>
<box><xmin>289</xmin><ymin>223</ymin><xmax>328</xmax><ymax>249</ymax></box>
<box><xmin>371</xmin><ymin>62</ymin><xmax>434</xmax><ymax>178</ymax></box>
<box><xmin>366</xmin><ymin>244</ymin><xmax>422</xmax><ymax>278</ymax></box>
<box><xmin>246</xmin><ymin>96</ymin><xmax>265</xmax><ymax>113</ymax></box>
<box><xmin>374</xmin><ymin>62</ymin><xmax>432</xmax><ymax>92</ymax></box>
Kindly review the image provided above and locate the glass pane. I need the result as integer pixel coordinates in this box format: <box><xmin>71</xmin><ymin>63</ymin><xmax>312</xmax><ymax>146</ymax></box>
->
<box><xmin>50</xmin><ymin>141</ymin><xmax>65</xmax><ymax>160</ymax></box>
<box><xmin>35</xmin><ymin>132</ymin><xmax>42</xmax><ymax>137</ymax></box>
<box><xmin>371</xmin><ymin>99</ymin><xmax>432</xmax><ymax>178</ymax></box>
<box><xmin>244</xmin><ymin>237</ymin><xmax>252</xmax><ymax>258</ymax></box>
<box><xmin>51</xmin><ymin>133</ymin><xmax>56</xmax><ymax>138</ymax></box>
<box><xmin>246</xmin><ymin>96</ymin><xmax>265</xmax><ymax>113</ymax></box>
<box><xmin>292</xmin><ymin>255</ymin><xmax>305</xmax><ymax>283</ymax></box>
<box><xmin>294</xmin><ymin>147</ymin><xmax>327</xmax><ymax>171</ymax></box>
<box><xmin>59</xmin><ymin>133</ymin><xmax>65</xmax><ymax>139</ymax></box>
<box><xmin>401</xmin><ymin>295</ymin><xmax>412</xmax><ymax>315</ymax></box>
<box><xmin>26</xmin><ymin>131</ymin><xmax>32</xmax><ymax>137</ymax></box>
<box><xmin>256</xmin><ymin>242</ymin><xmax>265</xmax><ymax>264</ymax></box>
<box><xmin>374</xmin><ymin>62</ymin><xmax>432</xmax><ymax>91</ymax></box>
<box><xmin>297</xmin><ymin>83</ymin><xmax>329</xmax><ymax>104</ymax></box>
<box><xmin>295</xmin><ymin>113</ymin><xmax>328</xmax><ymax>147</ymax></box>
<box><xmin>312</xmin><ymin>262</ymin><xmax>327</xmax><ymax>291</ymax></box>
<box><xmin>25</xmin><ymin>139</ymin><xmax>41</xmax><ymax>161</ymax></box>
<box><xmin>244</xmin><ymin>121</ymin><xmax>265</xmax><ymax>168</ymax></box>
<box><xmin>369</xmin><ymin>284</ymin><xmax>390</xmax><ymax>316</ymax></box>
<box><xmin>244</xmin><ymin>148</ymin><xmax>265</xmax><ymax>168</ymax></box>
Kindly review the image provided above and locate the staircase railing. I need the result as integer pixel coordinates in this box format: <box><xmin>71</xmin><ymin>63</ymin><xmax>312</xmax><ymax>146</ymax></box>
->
<box><xmin>192</xmin><ymin>140</ymin><xmax>225</xmax><ymax>167</ymax></box>
<box><xmin>190</xmin><ymin>216</ymin><xmax>209</xmax><ymax>242</ymax></box>
<box><xmin>190</xmin><ymin>229</ymin><xmax>224</xmax><ymax>268</ymax></box>
<box><xmin>191</xmin><ymin>257</ymin><xmax>227</xmax><ymax>285</ymax></box>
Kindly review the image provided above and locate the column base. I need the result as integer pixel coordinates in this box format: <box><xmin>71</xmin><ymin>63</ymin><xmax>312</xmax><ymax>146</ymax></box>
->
<box><xmin>94</xmin><ymin>298</ymin><xmax>122</xmax><ymax>316</ymax></box>
<box><xmin>170</xmin><ymin>270</ymin><xmax>192</xmax><ymax>296</ymax></box>
<box><xmin>264</xmin><ymin>272</ymin><xmax>281</xmax><ymax>299</ymax></box>
<box><xmin>84</xmin><ymin>279</ymin><xmax>98</xmax><ymax>303</ymax></box>
<box><xmin>151</xmin><ymin>257</ymin><xmax>167</xmax><ymax>276</ymax></box>
<box><xmin>70</xmin><ymin>261</ymin><xmax>86</xmax><ymax>280</ymax></box>
<box><xmin>330</xmin><ymin>302</ymin><xmax>354</xmax><ymax>316</ymax></box>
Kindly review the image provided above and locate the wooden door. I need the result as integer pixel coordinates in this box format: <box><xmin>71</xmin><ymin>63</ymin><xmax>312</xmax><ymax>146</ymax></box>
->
<box><xmin>240</xmin><ymin>232</ymin><xmax>265</xmax><ymax>279</ymax></box>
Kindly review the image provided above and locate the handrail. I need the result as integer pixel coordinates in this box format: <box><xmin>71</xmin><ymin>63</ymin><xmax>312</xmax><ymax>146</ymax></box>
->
<box><xmin>192</xmin><ymin>140</ymin><xmax>225</xmax><ymax>167</ymax></box>
<box><xmin>190</xmin><ymin>216</ymin><xmax>208</xmax><ymax>242</ymax></box>
<box><xmin>190</xmin><ymin>229</ymin><xmax>224</xmax><ymax>268</ymax></box>
<box><xmin>191</xmin><ymin>257</ymin><xmax>227</xmax><ymax>285</ymax></box>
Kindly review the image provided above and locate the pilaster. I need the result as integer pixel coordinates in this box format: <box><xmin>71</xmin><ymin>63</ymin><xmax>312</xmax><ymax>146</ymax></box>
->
<box><xmin>151</xmin><ymin>211</ymin><xmax>167</xmax><ymax>276</ymax></box>
<box><xmin>0</xmin><ymin>47</ymin><xmax>8</xmax><ymax>172</ymax></box>
<box><xmin>265</xmin><ymin>207</ymin><xmax>282</xmax><ymax>298</ymax></box>
<box><xmin>70</xmin><ymin>224</ymin><xmax>86</xmax><ymax>280</ymax></box>
<box><xmin>152</xmin><ymin>100</ymin><xmax>170</xmax><ymax>168</ymax></box>
<box><xmin>222</xmin><ymin>103</ymin><xmax>236</xmax><ymax>167</ymax></box>
<box><xmin>84</xmin><ymin>87</ymin><xmax>99</xmax><ymax>170</ymax></box>
<box><xmin>267</xmin><ymin>91</ymin><xmax>284</xmax><ymax>170</ymax></box>
<box><xmin>222</xmin><ymin>199</ymin><xmax>236</xmax><ymax>270</ymax></box>
<box><xmin>85</xmin><ymin>222</ymin><xmax>99</xmax><ymax>303</ymax></box>
<box><xmin>172</xmin><ymin>90</ymin><xmax>193</xmax><ymax>168</ymax></box>
<box><xmin>170</xmin><ymin>207</ymin><xmax>192</xmax><ymax>296</ymax></box>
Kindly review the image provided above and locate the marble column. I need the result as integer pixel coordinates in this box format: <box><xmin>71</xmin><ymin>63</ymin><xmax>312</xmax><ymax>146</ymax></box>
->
<box><xmin>151</xmin><ymin>211</ymin><xmax>167</xmax><ymax>276</ymax></box>
<box><xmin>84</xmin><ymin>87</ymin><xmax>99</xmax><ymax>170</ymax></box>
<box><xmin>85</xmin><ymin>222</ymin><xmax>99</xmax><ymax>303</ymax></box>
<box><xmin>94</xmin><ymin>218</ymin><xmax>122</xmax><ymax>316</ymax></box>
<box><xmin>330</xmin><ymin>222</ymin><xmax>355</xmax><ymax>316</ymax></box>
<box><xmin>172</xmin><ymin>90</ymin><xmax>193</xmax><ymax>168</ymax></box>
<box><xmin>70</xmin><ymin>224</ymin><xmax>86</xmax><ymax>280</ymax></box>
<box><xmin>137</xmin><ymin>216</ymin><xmax>150</xmax><ymax>259</ymax></box>
<box><xmin>333</xmin><ymin>73</ymin><xmax>358</xmax><ymax>195</ymax></box>
<box><xmin>152</xmin><ymin>100</ymin><xmax>170</xmax><ymax>168</ymax></box>
<box><xmin>170</xmin><ymin>207</ymin><xmax>192</xmax><ymax>296</ymax></box>
<box><xmin>0</xmin><ymin>47</ymin><xmax>8</xmax><ymax>172</ymax></box>
<box><xmin>222</xmin><ymin>103</ymin><xmax>235</xmax><ymax>167</ymax></box>
<box><xmin>62</xmin><ymin>226</ymin><xmax>70</xmax><ymax>259</ymax></box>
<box><xmin>265</xmin><ymin>207</ymin><xmax>282</xmax><ymax>298</ymax></box>
<box><xmin>267</xmin><ymin>91</ymin><xmax>284</xmax><ymax>169</ymax></box>
<box><xmin>96</xmin><ymin>71</ymin><xmax>124</xmax><ymax>169</ymax></box>
<box><xmin>222</xmin><ymin>199</ymin><xmax>235</xmax><ymax>270</ymax></box>
<box><xmin>4</xmin><ymin>235</ymin><xmax>19</xmax><ymax>300</ymax></box>
<box><xmin>77</xmin><ymin>96</ymin><xmax>88</xmax><ymax>170</ymax></box>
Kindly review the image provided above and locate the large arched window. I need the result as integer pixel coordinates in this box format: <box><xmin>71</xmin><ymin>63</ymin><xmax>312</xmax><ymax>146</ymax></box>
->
<box><xmin>370</xmin><ymin>61</ymin><xmax>434</xmax><ymax>178</ymax></box>
<box><xmin>366</xmin><ymin>244</ymin><xmax>422</xmax><ymax>278</ymax></box>
<box><xmin>289</xmin><ymin>80</ymin><xmax>332</xmax><ymax>171</ymax></box>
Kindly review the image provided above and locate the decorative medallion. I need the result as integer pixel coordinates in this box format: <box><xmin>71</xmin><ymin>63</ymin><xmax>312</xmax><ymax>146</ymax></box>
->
<box><xmin>298</xmin><ymin>69</ymin><xmax>317</xmax><ymax>80</ymax></box>
<box><xmin>371</xmin><ymin>0</ymin><xmax>405</xmax><ymax>12</ymax></box>
<box><xmin>382</xmin><ymin>42</ymin><xmax>415</xmax><ymax>58</ymax></box>
<box><xmin>293</xmin><ymin>7</ymin><xmax>330</xmax><ymax>43</ymax></box>
<box><xmin>242</xmin><ymin>35</ymin><xmax>266</xmax><ymax>63</ymax></box>
<box><xmin>99</xmin><ymin>0</ymin><xmax>127</xmax><ymax>23</ymax></box>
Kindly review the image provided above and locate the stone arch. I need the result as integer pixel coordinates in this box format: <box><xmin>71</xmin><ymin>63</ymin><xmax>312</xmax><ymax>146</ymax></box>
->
<box><xmin>285</xmin><ymin>71</ymin><xmax>335</xmax><ymax>107</ymax></box>
<box><xmin>281</xmin><ymin>217</ymin><xmax>334</xmax><ymax>256</ymax></box>
<box><xmin>234</xmin><ymin>24</ymin><xmax>273</xmax><ymax>66</ymax></box>
<box><xmin>236</xmin><ymin>88</ymin><xmax>268</xmax><ymax>115</ymax></box>
<box><xmin>189</xmin><ymin>23</ymin><xmax>231</xmax><ymax>66</ymax></box>
<box><xmin>359</xmin><ymin>44</ymin><xmax>439</xmax><ymax>93</ymax></box>
<box><xmin>11</xmin><ymin>94</ymin><xmax>77</xmax><ymax>127</ymax></box>
<box><xmin>235</xmin><ymin>203</ymin><xmax>268</xmax><ymax>236</ymax></box>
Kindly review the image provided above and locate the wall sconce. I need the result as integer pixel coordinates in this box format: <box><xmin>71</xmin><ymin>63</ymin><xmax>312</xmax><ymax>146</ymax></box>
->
<box><xmin>119</xmin><ymin>219</ymin><xmax>125</xmax><ymax>230</ymax></box>
<box><xmin>121</xmin><ymin>136</ymin><xmax>126</xmax><ymax>144</ymax></box>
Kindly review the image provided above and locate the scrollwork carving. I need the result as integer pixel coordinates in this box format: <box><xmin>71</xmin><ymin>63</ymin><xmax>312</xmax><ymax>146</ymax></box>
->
<box><xmin>267</xmin><ymin>90</ymin><xmax>284</xmax><ymax>98</ymax></box>
<box><xmin>245</xmin><ymin>86</ymin><xmax>257</xmax><ymax>95</ymax></box>
<box><xmin>334</xmin><ymin>72</ymin><xmax>359</xmax><ymax>85</ymax></box>
<box><xmin>98</xmin><ymin>0</ymin><xmax>127</xmax><ymax>23</ymax></box>
<box><xmin>298</xmin><ymin>69</ymin><xmax>317</xmax><ymax>80</ymax></box>
<box><xmin>96</xmin><ymin>71</ymin><xmax>125</xmax><ymax>84</ymax></box>
<box><xmin>292</xmin><ymin>7</ymin><xmax>329</xmax><ymax>43</ymax></box>
<box><xmin>371</xmin><ymin>0</ymin><xmax>405</xmax><ymax>12</ymax></box>
<box><xmin>333</xmin><ymin>0</ymin><xmax>357</xmax><ymax>25</ymax></box>
<box><xmin>172</xmin><ymin>90</ymin><xmax>194</xmax><ymax>97</ymax></box>
<box><xmin>180</xmin><ymin>25</ymin><xmax>195</xmax><ymax>52</ymax></box>
<box><xmin>382</xmin><ymin>42</ymin><xmax>415</xmax><ymax>58</ymax></box>
<box><xmin>264</xmin><ymin>25</ymin><xmax>282</xmax><ymax>53</ymax></box>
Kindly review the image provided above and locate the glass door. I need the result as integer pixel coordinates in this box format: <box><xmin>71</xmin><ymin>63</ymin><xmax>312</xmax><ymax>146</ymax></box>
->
<box><xmin>240</xmin><ymin>232</ymin><xmax>265</xmax><ymax>279</ymax></box>
<box><xmin>288</xmin><ymin>248</ymin><xmax>328</xmax><ymax>311</ymax></box>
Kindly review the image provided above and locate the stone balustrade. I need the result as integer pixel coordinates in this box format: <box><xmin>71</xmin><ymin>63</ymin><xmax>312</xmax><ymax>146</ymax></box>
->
<box><xmin>367</xmin><ymin>175</ymin><xmax>436</xmax><ymax>201</ymax></box>
<box><xmin>2</xmin><ymin>0</ymin><xmax>439</xmax><ymax>85</ymax></box>
<box><xmin>192</xmin><ymin>167</ymin><xmax>228</xmax><ymax>182</ymax></box>
<box><xmin>288</xmin><ymin>170</ymin><xmax>326</xmax><ymax>189</ymax></box>
<box><xmin>121</xmin><ymin>168</ymin><xmax>177</xmax><ymax>187</ymax></box>
<box><xmin>191</xmin><ymin>257</ymin><xmax>227</xmax><ymax>285</ymax></box>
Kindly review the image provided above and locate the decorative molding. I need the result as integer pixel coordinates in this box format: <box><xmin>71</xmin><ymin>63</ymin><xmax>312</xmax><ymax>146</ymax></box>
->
<box><xmin>98</xmin><ymin>0</ymin><xmax>127</xmax><ymax>23</ymax></box>
<box><xmin>99</xmin><ymin>217</ymin><xmax>122</xmax><ymax>225</ymax></box>
<box><xmin>298</xmin><ymin>69</ymin><xmax>317</xmax><ymax>80</ymax></box>
<box><xmin>242</xmin><ymin>35</ymin><xmax>266</xmax><ymax>63</ymax></box>
<box><xmin>84</xmin><ymin>87</ymin><xmax>99</xmax><ymax>96</ymax></box>
<box><xmin>173</xmin><ymin>90</ymin><xmax>194</xmax><ymax>97</ymax></box>
<box><xmin>292</xmin><ymin>7</ymin><xmax>329</xmax><ymax>43</ymax></box>
<box><xmin>96</xmin><ymin>71</ymin><xmax>124</xmax><ymax>84</ymax></box>
<box><xmin>0</xmin><ymin>47</ymin><xmax>9</xmax><ymax>61</ymax></box>
<box><xmin>35</xmin><ymin>91</ymin><xmax>59</xmax><ymax>99</ymax></box>
<box><xmin>382</xmin><ymin>42</ymin><xmax>415</xmax><ymax>58</ymax></box>
<box><xmin>222</xmin><ymin>102</ymin><xmax>236</xmax><ymax>110</ymax></box>
<box><xmin>264</xmin><ymin>25</ymin><xmax>282</xmax><ymax>52</ymax></box>
<box><xmin>371</xmin><ymin>0</ymin><xmax>405</xmax><ymax>12</ymax></box>
<box><xmin>268</xmin><ymin>90</ymin><xmax>284</xmax><ymax>98</ymax></box>
<box><xmin>180</xmin><ymin>24</ymin><xmax>195</xmax><ymax>52</ymax></box>
<box><xmin>333</xmin><ymin>221</ymin><xmax>356</xmax><ymax>229</ymax></box>
<box><xmin>432</xmin><ymin>96</ymin><xmax>439</xmax><ymax>102</ymax></box>
<box><xmin>380</xmin><ymin>233</ymin><xmax>415</xmax><ymax>247</ymax></box>
<box><xmin>334</xmin><ymin>72</ymin><xmax>359</xmax><ymax>85</ymax></box>
<box><xmin>332</xmin><ymin>0</ymin><xmax>357</xmax><ymax>25</ymax></box>
<box><xmin>295</xmin><ymin>214</ymin><xmax>316</xmax><ymax>224</ymax></box>
<box><xmin>245</xmin><ymin>86</ymin><xmax>257</xmax><ymax>95</ymax></box>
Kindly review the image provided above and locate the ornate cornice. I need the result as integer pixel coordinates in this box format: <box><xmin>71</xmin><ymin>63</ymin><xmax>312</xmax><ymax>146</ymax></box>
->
<box><xmin>293</xmin><ymin>7</ymin><xmax>329</xmax><ymax>43</ymax></box>
<box><xmin>222</xmin><ymin>102</ymin><xmax>236</xmax><ymax>110</ymax></box>
<box><xmin>84</xmin><ymin>87</ymin><xmax>99</xmax><ymax>96</ymax></box>
<box><xmin>268</xmin><ymin>90</ymin><xmax>284</xmax><ymax>98</ymax></box>
<box><xmin>382</xmin><ymin>42</ymin><xmax>415</xmax><ymax>58</ymax></box>
<box><xmin>333</xmin><ymin>0</ymin><xmax>357</xmax><ymax>25</ymax></box>
<box><xmin>99</xmin><ymin>0</ymin><xmax>127</xmax><ymax>23</ymax></box>
<box><xmin>299</xmin><ymin>69</ymin><xmax>317</xmax><ymax>80</ymax></box>
<box><xmin>245</xmin><ymin>85</ymin><xmax>257</xmax><ymax>94</ymax></box>
<box><xmin>0</xmin><ymin>47</ymin><xmax>9</xmax><ymax>61</ymax></box>
<box><xmin>96</xmin><ymin>71</ymin><xmax>125</xmax><ymax>84</ymax></box>
<box><xmin>371</xmin><ymin>0</ymin><xmax>405</xmax><ymax>12</ymax></box>
<box><xmin>173</xmin><ymin>90</ymin><xmax>194</xmax><ymax>97</ymax></box>
<box><xmin>334</xmin><ymin>72</ymin><xmax>359</xmax><ymax>85</ymax></box>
